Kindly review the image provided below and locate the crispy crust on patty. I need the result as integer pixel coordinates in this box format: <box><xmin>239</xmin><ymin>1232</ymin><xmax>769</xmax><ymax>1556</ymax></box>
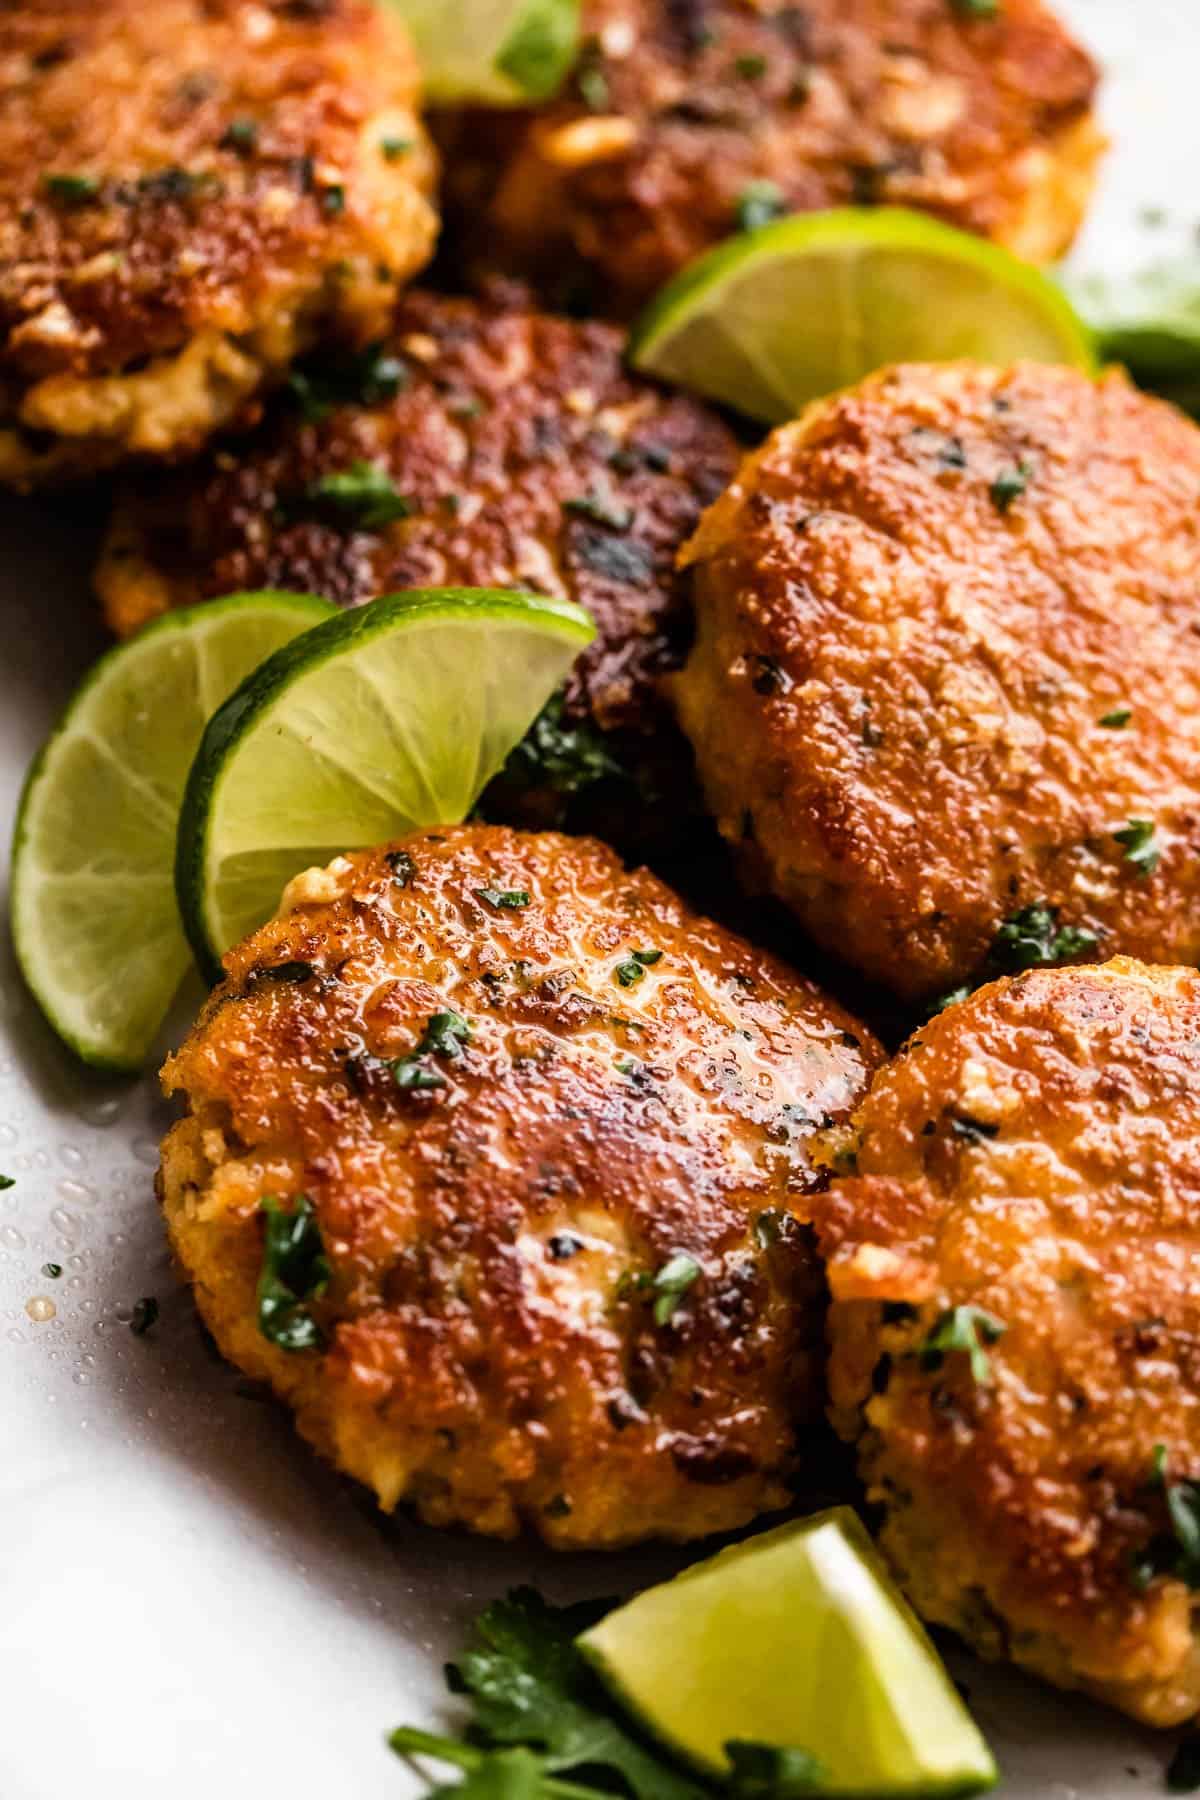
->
<box><xmin>158</xmin><ymin>825</ymin><xmax>883</xmax><ymax>1547</ymax></box>
<box><xmin>675</xmin><ymin>361</ymin><xmax>1200</xmax><ymax>1001</ymax></box>
<box><xmin>0</xmin><ymin>0</ymin><xmax>437</xmax><ymax>485</ymax></box>
<box><xmin>434</xmin><ymin>0</ymin><xmax>1103</xmax><ymax>318</ymax></box>
<box><xmin>812</xmin><ymin>959</ymin><xmax>1200</xmax><ymax>1726</ymax></box>
<box><xmin>96</xmin><ymin>286</ymin><xmax>740</xmax><ymax>844</ymax></box>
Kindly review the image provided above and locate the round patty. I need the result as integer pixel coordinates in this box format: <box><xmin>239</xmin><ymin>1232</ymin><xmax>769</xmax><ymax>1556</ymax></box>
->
<box><xmin>0</xmin><ymin>0</ymin><xmax>437</xmax><ymax>487</ymax></box>
<box><xmin>433</xmin><ymin>0</ymin><xmax>1102</xmax><ymax>319</ymax></box>
<box><xmin>97</xmin><ymin>285</ymin><xmax>741</xmax><ymax>849</ymax></box>
<box><xmin>158</xmin><ymin>824</ymin><xmax>883</xmax><ymax>1548</ymax></box>
<box><xmin>813</xmin><ymin>958</ymin><xmax>1200</xmax><ymax>1727</ymax></box>
<box><xmin>675</xmin><ymin>361</ymin><xmax>1200</xmax><ymax>1004</ymax></box>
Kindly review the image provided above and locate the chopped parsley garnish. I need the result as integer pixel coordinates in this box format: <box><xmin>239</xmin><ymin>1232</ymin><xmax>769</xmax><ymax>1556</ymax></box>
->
<box><xmin>476</xmin><ymin>887</ymin><xmax>531</xmax><ymax>910</ymax></box>
<box><xmin>320</xmin><ymin>183</ymin><xmax>345</xmax><ymax>216</ymax></box>
<box><xmin>0</xmin><ymin>1174</ymin><xmax>12</xmax><ymax>1190</ymax></box>
<box><xmin>1114</xmin><ymin>817</ymin><xmax>1161</xmax><ymax>876</ymax></box>
<box><xmin>917</xmin><ymin>1304</ymin><xmax>1006</xmax><ymax>1385</ymax></box>
<box><xmin>734</xmin><ymin>53</ymin><xmax>768</xmax><ymax>79</ymax></box>
<box><xmin>1099</xmin><ymin>708</ymin><xmax>1132</xmax><ymax>728</ymax></box>
<box><xmin>725</xmin><ymin>1741</ymin><xmax>827</xmax><ymax>1795</ymax></box>
<box><xmin>286</xmin><ymin>343</ymin><xmax>409</xmax><ymax>420</ymax></box>
<box><xmin>391</xmin><ymin>1010</ymin><xmax>473</xmax><ymax>1092</ymax></box>
<box><xmin>379</xmin><ymin>136</ymin><xmax>413</xmax><ymax>161</ymax></box>
<box><xmin>43</xmin><ymin>172</ymin><xmax>100</xmax><ymax>206</ymax></box>
<box><xmin>989</xmin><ymin>458</ymin><xmax>1034</xmax><ymax>512</ymax></box>
<box><xmin>387</xmin><ymin>848</ymin><xmax>416</xmax><ymax>885</ymax></box>
<box><xmin>614</xmin><ymin>948</ymin><xmax>663</xmax><ymax>989</ymax></box>
<box><xmin>305</xmin><ymin>460</ymin><xmax>414</xmax><ymax>528</ymax></box>
<box><xmin>951</xmin><ymin>0</ymin><xmax>1000</xmax><ymax>15</ymax></box>
<box><xmin>492</xmin><ymin>691</ymin><xmax>626</xmax><ymax>807</ymax></box>
<box><xmin>563</xmin><ymin>489</ymin><xmax>633</xmax><ymax>531</ymax></box>
<box><xmin>652</xmin><ymin>1252</ymin><xmax>700</xmax><ymax>1324</ymax></box>
<box><xmin>1132</xmin><ymin>1445</ymin><xmax>1200</xmax><ymax>1592</ymax></box>
<box><xmin>41</xmin><ymin>1262</ymin><xmax>62</xmax><ymax>1280</ymax></box>
<box><xmin>256</xmin><ymin>1194</ymin><xmax>329</xmax><ymax>1352</ymax></box>
<box><xmin>247</xmin><ymin>959</ymin><xmax>315</xmax><ymax>988</ymax></box>
<box><xmin>220</xmin><ymin>118</ymin><xmax>258</xmax><ymax>155</ymax></box>
<box><xmin>576</xmin><ymin>38</ymin><xmax>611</xmax><ymax>112</ymax></box>
<box><xmin>988</xmin><ymin>904</ymin><xmax>1099</xmax><ymax>974</ymax></box>
<box><xmin>736</xmin><ymin>181</ymin><xmax>787</xmax><ymax>232</ymax></box>
<box><xmin>129</xmin><ymin>1296</ymin><xmax>159</xmax><ymax>1336</ymax></box>
<box><xmin>389</xmin><ymin>1588</ymin><xmax>706</xmax><ymax>1800</ymax></box>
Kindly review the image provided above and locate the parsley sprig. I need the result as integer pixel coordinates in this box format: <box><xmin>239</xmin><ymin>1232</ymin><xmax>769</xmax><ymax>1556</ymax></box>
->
<box><xmin>917</xmin><ymin>1305</ymin><xmax>1006</xmax><ymax>1386</ymax></box>
<box><xmin>388</xmin><ymin>1589</ymin><xmax>824</xmax><ymax>1798</ymax></box>
<box><xmin>256</xmin><ymin>1194</ymin><xmax>330</xmax><ymax>1352</ymax></box>
<box><xmin>1131</xmin><ymin>1445</ymin><xmax>1200</xmax><ymax>1591</ymax></box>
<box><xmin>392</xmin><ymin>1010</ymin><xmax>473</xmax><ymax>1091</ymax></box>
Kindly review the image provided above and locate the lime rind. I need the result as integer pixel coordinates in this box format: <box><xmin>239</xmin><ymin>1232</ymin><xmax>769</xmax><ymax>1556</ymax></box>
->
<box><xmin>629</xmin><ymin>207</ymin><xmax>1097</xmax><ymax>424</ymax></box>
<box><xmin>10</xmin><ymin>591</ymin><xmax>335</xmax><ymax>1072</ymax></box>
<box><xmin>176</xmin><ymin>587</ymin><xmax>595</xmax><ymax>980</ymax></box>
<box><xmin>578</xmin><ymin>1507</ymin><xmax>998</xmax><ymax>1798</ymax></box>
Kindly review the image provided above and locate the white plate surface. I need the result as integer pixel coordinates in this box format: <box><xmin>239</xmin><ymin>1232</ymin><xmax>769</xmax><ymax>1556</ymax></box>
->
<box><xmin>1</xmin><ymin>6</ymin><xmax>1197</xmax><ymax>1794</ymax></box>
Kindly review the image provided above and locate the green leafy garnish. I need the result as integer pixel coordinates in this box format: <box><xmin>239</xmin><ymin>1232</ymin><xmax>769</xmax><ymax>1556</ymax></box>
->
<box><xmin>43</xmin><ymin>172</ymin><xmax>100</xmax><ymax>206</ymax></box>
<box><xmin>1114</xmin><ymin>818</ymin><xmax>1161</xmax><ymax>876</ymax></box>
<box><xmin>490</xmin><ymin>691</ymin><xmax>626</xmax><ymax>806</ymax></box>
<box><xmin>917</xmin><ymin>1305</ymin><xmax>1006</xmax><ymax>1386</ymax></box>
<box><xmin>726</xmin><ymin>1742</ymin><xmax>827</xmax><ymax>1796</ymax></box>
<box><xmin>0</xmin><ymin>1174</ymin><xmax>13</xmax><ymax>1190</ymax></box>
<box><xmin>256</xmin><ymin>1194</ymin><xmax>330</xmax><ymax>1352</ymax></box>
<box><xmin>41</xmin><ymin>1262</ymin><xmax>61</xmax><ymax>1279</ymax></box>
<box><xmin>988</xmin><ymin>904</ymin><xmax>1099</xmax><ymax>973</ymax></box>
<box><xmin>736</xmin><ymin>182</ymin><xmax>788</xmax><ymax>233</ymax></box>
<box><xmin>379</xmin><ymin>136</ymin><xmax>414</xmax><ymax>162</ymax></box>
<box><xmin>614</xmin><ymin>949</ymin><xmax>663</xmax><ymax>989</ymax></box>
<box><xmin>391</xmin><ymin>1010</ymin><xmax>473</xmax><ymax>1091</ymax></box>
<box><xmin>392</xmin><ymin>1588</ymin><xmax>706</xmax><ymax>1800</ymax></box>
<box><xmin>652</xmin><ymin>1252</ymin><xmax>701</xmax><ymax>1325</ymax></box>
<box><xmin>1065</xmin><ymin>260</ymin><xmax>1200</xmax><ymax>417</ymax></box>
<box><xmin>989</xmin><ymin>459</ymin><xmax>1034</xmax><ymax>513</ymax></box>
<box><xmin>286</xmin><ymin>343</ymin><xmax>409</xmax><ymax>421</ymax></box>
<box><xmin>477</xmin><ymin>888</ymin><xmax>532</xmax><ymax>911</ymax></box>
<box><xmin>304</xmin><ymin>460</ymin><xmax>414</xmax><ymax>528</ymax></box>
<box><xmin>1099</xmin><ymin>708</ymin><xmax>1132</xmax><ymax>728</ymax></box>
<box><xmin>220</xmin><ymin>118</ymin><xmax>258</xmax><ymax>155</ymax></box>
<box><xmin>734</xmin><ymin>54</ymin><xmax>767</xmax><ymax>79</ymax></box>
<box><xmin>1132</xmin><ymin>1445</ymin><xmax>1200</xmax><ymax>1592</ymax></box>
<box><xmin>247</xmin><ymin>958</ymin><xmax>316</xmax><ymax>988</ymax></box>
<box><xmin>950</xmin><ymin>0</ymin><xmax>999</xmax><ymax>15</ymax></box>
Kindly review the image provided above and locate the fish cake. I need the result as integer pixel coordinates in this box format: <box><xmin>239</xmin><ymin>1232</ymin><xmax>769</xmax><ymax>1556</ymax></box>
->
<box><xmin>675</xmin><ymin>361</ymin><xmax>1200</xmax><ymax>1002</ymax></box>
<box><xmin>158</xmin><ymin>824</ymin><xmax>883</xmax><ymax>1548</ymax></box>
<box><xmin>434</xmin><ymin>0</ymin><xmax>1103</xmax><ymax>319</ymax></box>
<box><xmin>814</xmin><ymin>958</ymin><xmax>1200</xmax><ymax>1726</ymax></box>
<box><xmin>0</xmin><ymin>0</ymin><xmax>437</xmax><ymax>486</ymax></box>
<box><xmin>97</xmin><ymin>285</ymin><xmax>741</xmax><ymax>848</ymax></box>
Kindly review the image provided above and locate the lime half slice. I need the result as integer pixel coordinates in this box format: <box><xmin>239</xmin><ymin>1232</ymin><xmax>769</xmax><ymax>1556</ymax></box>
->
<box><xmin>384</xmin><ymin>0</ymin><xmax>579</xmax><ymax>102</ymax></box>
<box><xmin>176</xmin><ymin>587</ymin><xmax>594</xmax><ymax>978</ymax></box>
<box><xmin>578</xmin><ymin>1507</ymin><xmax>998</xmax><ymax>1796</ymax></box>
<box><xmin>629</xmin><ymin>207</ymin><xmax>1096</xmax><ymax>424</ymax></box>
<box><xmin>10</xmin><ymin>591</ymin><xmax>334</xmax><ymax>1072</ymax></box>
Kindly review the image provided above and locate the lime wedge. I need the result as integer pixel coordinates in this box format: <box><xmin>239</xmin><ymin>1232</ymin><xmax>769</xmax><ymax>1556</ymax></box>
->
<box><xmin>384</xmin><ymin>0</ymin><xmax>579</xmax><ymax>102</ymax></box>
<box><xmin>175</xmin><ymin>587</ymin><xmax>594</xmax><ymax>977</ymax></box>
<box><xmin>629</xmin><ymin>207</ymin><xmax>1096</xmax><ymax>424</ymax></box>
<box><xmin>578</xmin><ymin>1507</ymin><xmax>998</xmax><ymax>1796</ymax></box>
<box><xmin>10</xmin><ymin>592</ymin><xmax>334</xmax><ymax>1072</ymax></box>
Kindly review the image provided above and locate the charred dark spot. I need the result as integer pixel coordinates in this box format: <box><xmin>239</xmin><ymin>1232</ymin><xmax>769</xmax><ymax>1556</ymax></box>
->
<box><xmin>571</xmin><ymin>528</ymin><xmax>655</xmax><ymax>588</ymax></box>
<box><xmin>607</xmin><ymin>1392</ymin><xmax>644</xmax><ymax>1432</ymax></box>
<box><xmin>671</xmin><ymin>1435</ymin><xmax>757</xmax><ymax>1485</ymax></box>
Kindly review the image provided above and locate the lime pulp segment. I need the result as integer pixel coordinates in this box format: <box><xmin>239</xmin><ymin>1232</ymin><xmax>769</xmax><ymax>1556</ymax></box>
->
<box><xmin>176</xmin><ymin>587</ymin><xmax>595</xmax><ymax>977</ymax></box>
<box><xmin>383</xmin><ymin>0</ymin><xmax>580</xmax><ymax>102</ymax></box>
<box><xmin>629</xmin><ymin>207</ymin><xmax>1096</xmax><ymax>425</ymax></box>
<box><xmin>578</xmin><ymin>1507</ymin><xmax>998</xmax><ymax>1797</ymax></box>
<box><xmin>10</xmin><ymin>592</ymin><xmax>334</xmax><ymax>1072</ymax></box>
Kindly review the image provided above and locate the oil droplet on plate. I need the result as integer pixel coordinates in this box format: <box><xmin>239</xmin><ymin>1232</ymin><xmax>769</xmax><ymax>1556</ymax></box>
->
<box><xmin>0</xmin><ymin>1224</ymin><xmax>24</xmax><ymax>1250</ymax></box>
<box><xmin>25</xmin><ymin>1295</ymin><xmax>56</xmax><ymax>1323</ymax></box>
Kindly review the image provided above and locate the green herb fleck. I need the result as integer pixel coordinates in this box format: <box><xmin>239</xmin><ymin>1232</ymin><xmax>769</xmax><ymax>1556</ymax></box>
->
<box><xmin>320</xmin><ymin>183</ymin><xmax>345</xmax><ymax>216</ymax></box>
<box><xmin>477</xmin><ymin>887</ymin><xmax>531</xmax><ymax>910</ymax></box>
<box><xmin>43</xmin><ymin>172</ymin><xmax>100</xmax><ymax>206</ymax></box>
<box><xmin>391</xmin><ymin>1010</ymin><xmax>473</xmax><ymax>1092</ymax></box>
<box><xmin>220</xmin><ymin>118</ymin><xmax>258</xmax><ymax>155</ymax></box>
<box><xmin>734</xmin><ymin>53</ymin><xmax>768</xmax><ymax>79</ymax></box>
<box><xmin>726</xmin><ymin>1740</ymin><xmax>828</xmax><ymax>1796</ymax></box>
<box><xmin>248</xmin><ymin>959</ymin><xmax>315</xmax><ymax>987</ymax></box>
<box><xmin>652</xmin><ymin>1252</ymin><xmax>701</xmax><ymax>1325</ymax></box>
<box><xmin>951</xmin><ymin>0</ymin><xmax>1000</xmax><ymax>15</ymax></box>
<box><xmin>988</xmin><ymin>904</ymin><xmax>1099</xmax><ymax>974</ymax></box>
<box><xmin>0</xmin><ymin>1174</ymin><xmax>13</xmax><ymax>1191</ymax></box>
<box><xmin>41</xmin><ymin>1262</ymin><xmax>61</xmax><ymax>1280</ymax></box>
<box><xmin>577</xmin><ymin>49</ymin><xmax>610</xmax><ymax>111</ymax></box>
<box><xmin>379</xmin><ymin>136</ymin><xmax>413</xmax><ymax>161</ymax></box>
<box><xmin>990</xmin><ymin>458</ymin><xmax>1034</xmax><ymax>512</ymax></box>
<box><xmin>1100</xmin><ymin>708</ymin><xmax>1132</xmax><ymax>728</ymax></box>
<box><xmin>1132</xmin><ymin>1445</ymin><xmax>1200</xmax><ymax>1592</ymax></box>
<box><xmin>387</xmin><ymin>848</ymin><xmax>416</xmax><ymax>885</ymax></box>
<box><xmin>614</xmin><ymin>948</ymin><xmax>662</xmax><ymax>989</ymax></box>
<box><xmin>563</xmin><ymin>489</ymin><xmax>633</xmax><ymax>531</ymax></box>
<box><xmin>736</xmin><ymin>181</ymin><xmax>787</xmax><ymax>232</ymax></box>
<box><xmin>129</xmin><ymin>1296</ymin><xmax>159</xmax><ymax>1336</ymax></box>
<box><xmin>918</xmin><ymin>1304</ymin><xmax>1006</xmax><ymax>1385</ymax></box>
<box><xmin>286</xmin><ymin>343</ymin><xmax>409</xmax><ymax>420</ymax></box>
<box><xmin>256</xmin><ymin>1194</ymin><xmax>329</xmax><ymax>1352</ymax></box>
<box><xmin>305</xmin><ymin>460</ymin><xmax>414</xmax><ymax>528</ymax></box>
<box><xmin>1114</xmin><ymin>817</ymin><xmax>1161</xmax><ymax>876</ymax></box>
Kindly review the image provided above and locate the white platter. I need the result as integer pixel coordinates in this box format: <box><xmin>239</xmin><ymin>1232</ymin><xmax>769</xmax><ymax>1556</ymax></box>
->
<box><xmin>0</xmin><ymin>5</ymin><xmax>1197</xmax><ymax>1794</ymax></box>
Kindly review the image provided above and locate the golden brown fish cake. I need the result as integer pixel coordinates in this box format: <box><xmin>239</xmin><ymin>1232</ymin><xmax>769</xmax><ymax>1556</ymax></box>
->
<box><xmin>158</xmin><ymin>824</ymin><xmax>883</xmax><ymax>1548</ymax></box>
<box><xmin>813</xmin><ymin>958</ymin><xmax>1200</xmax><ymax>1726</ymax></box>
<box><xmin>434</xmin><ymin>0</ymin><xmax>1102</xmax><ymax>319</ymax></box>
<box><xmin>675</xmin><ymin>361</ymin><xmax>1200</xmax><ymax>1003</ymax></box>
<box><xmin>97</xmin><ymin>285</ymin><xmax>741</xmax><ymax>848</ymax></box>
<box><xmin>0</xmin><ymin>0</ymin><xmax>437</xmax><ymax>487</ymax></box>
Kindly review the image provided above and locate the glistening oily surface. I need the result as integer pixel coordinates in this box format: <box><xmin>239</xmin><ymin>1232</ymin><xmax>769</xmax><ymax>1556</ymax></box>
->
<box><xmin>0</xmin><ymin>3</ymin><xmax>1195</xmax><ymax>1797</ymax></box>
